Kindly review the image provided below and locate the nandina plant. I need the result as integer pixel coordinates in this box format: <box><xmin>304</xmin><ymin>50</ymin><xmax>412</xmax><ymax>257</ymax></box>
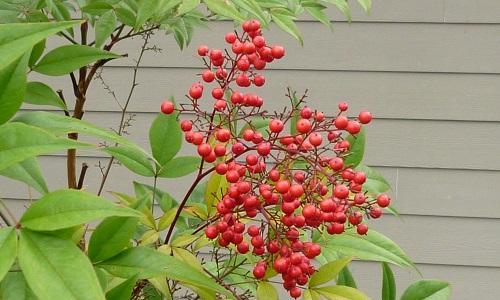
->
<box><xmin>0</xmin><ymin>1</ymin><xmax>451</xmax><ymax>299</ymax></box>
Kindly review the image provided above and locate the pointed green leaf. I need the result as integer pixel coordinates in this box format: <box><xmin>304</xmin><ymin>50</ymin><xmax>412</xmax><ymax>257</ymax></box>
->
<box><xmin>24</xmin><ymin>81</ymin><xmax>67</xmax><ymax>110</ymax></box>
<box><xmin>105</xmin><ymin>275</ymin><xmax>139</xmax><ymax>300</ymax></box>
<box><xmin>0</xmin><ymin>122</ymin><xmax>92</xmax><ymax>172</ymax></box>
<box><xmin>33</xmin><ymin>45</ymin><xmax>120</xmax><ymax>76</ymax></box>
<box><xmin>257</xmin><ymin>281</ymin><xmax>278</xmax><ymax>300</ymax></box>
<box><xmin>382</xmin><ymin>262</ymin><xmax>396</xmax><ymax>300</ymax></box>
<box><xmin>303</xmin><ymin>1</ymin><xmax>332</xmax><ymax>29</ymax></box>
<box><xmin>158</xmin><ymin>156</ymin><xmax>201</xmax><ymax>178</ymax></box>
<box><xmin>88</xmin><ymin>216</ymin><xmax>139</xmax><ymax>263</ymax></box>
<box><xmin>0</xmin><ymin>52</ymin><xmax>29</xmax><ymax>125</ymax></box>
<box><xmin>177</xmin><ymin>0</ymin><xmax>200</xmax><ymax>15</ymax></box>
<box><xmin>355</xmin><ymin>164</ymin><xmax>390</xmax><ymax>196</ymax></box>
<box><xmin>0</xmin><ymin>227</ymin><xmax>17</xmax><ymax>282</ymax></box>
<box><xmin>400</xmin><ymin>280</ymin><xmax>451</xmax><ymax>300</ymax></box>
<box><xmin>309</xmin><ymin>256</ymin><xmax>353</xmax><ymax>287</ymax></box>
<box><xmin>0</xmin><ymin>272</ymin><xmax>38</xmax><ymax>300</ymax></box>
<box><xmin>315</xmin><ymin>285</ymin><xmax>370</xmax><ymax>300</ymax></box>
<box><xmin>320</xmin><ymin>228</ymin><xmax>417</xmax><ymax>270</ymax></box>
<box><xmin>0</xmin><ymin>158</ymin><xmax>49</xmax><ymax>194</ymax></box>
<box><xmin>303</xmin><ymin>289</ymin><xmax>321</xmax><ymax>300</ymax></box>
<box><xmin>0</xmin><ymin>20</ymin><xmax>80</xmax><ymax>69</ymax></box>
<box><xmin>135</xmin><ymin>0</ymin><xmax>161</xmax><ymax>30</ymax></box>
<box><xmin>95</xmin><ymin>10</ymin><xmax>117</xmax><ymax>48</ymax></box>
<box><xmin>29</xmin><ymin>39</ymin><xmax>46</xmax><ymax>68</ymax></box>
<box><xmin>205</xmin><ymin>173</ymin><xmax>228</xmax><ymax>216</ymax></box>
<box><xmin>104</xmin><ymin>145</ymin><xmax>155</xmax><ymax>177</ymax></box>
<box><xmin>357</xmin><ymin>0</ymin><xmax>372</xmax><ymax>14</ymax></box>
<box><xmin>337</xmin><ymin>266</ymin><xmax>357</xmax><ymax>288</ymax></box>
<box><xmin>343</xmin><ymin>127</ymin><xmax>365</xmax><ymax>168</ymax></box>
<box><xmin>20</xmin><ymin>189</ymin><xmax>141</xmax><ymax>231</ymax></box>
<box><xmin>327</xmin><ymin>0</ymin><xmax>352</xmax><ymax>21</ymax></box>
<box><xmin>149</xmin><ymin>112</ymin><xmax>182</xmax><ymax>168</ymax></box>
<box><xmin>232</xmin><ymin>0</ymin><xmax>268</xmax><ymax>25</ymax></box>
<box><xmin>82</xmin><ymin>2</ymin><xmax>114</xmax><ymax>16</ymax></box>
<box><xmin>204</xmin><ymin>0</ymin><xmax>245</xmax><ymax>22</ymax></box>
<box><xmin>270</xmin><ymin>8</ymin><xmax>302</xmax><ymax>44</ymax></box>
<box><xmin>18</xmin><ymin>230</ymin><xmax>106</xmax><ymax>300</ymax></box>
<box><xmin>96</xmin><ymin>246</ymin><xmax>228</xmax><ymax>295</ymax></box>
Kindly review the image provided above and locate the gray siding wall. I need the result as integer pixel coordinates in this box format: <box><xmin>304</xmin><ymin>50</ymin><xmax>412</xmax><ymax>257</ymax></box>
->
<box><xmin>1</xmin><ymin>0</ymin><xmax>500</xmax><ymax>298</ymax></box>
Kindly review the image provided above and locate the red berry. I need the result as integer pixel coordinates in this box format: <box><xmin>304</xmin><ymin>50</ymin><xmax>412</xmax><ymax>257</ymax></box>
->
<box><xmin>271</xmin><ymin>45</ymin><xmax>285</xmax><ymax>59</ymax></box>
<box><xmin>231</xmin><ymin>91</ymin><xmax>243</xmax><ymax>104</ymax></box>
<box><xmin>296</xmin><ymin>119</ymin><xmax>312</xmax><ymax>133</ymax></box>
<box><xmin>247</xmin><ymin>225</ymin><xmax>260</xmax><ymax>237</ymax></box>
<box><xmin>334</xmin><ymin>116</ymin><xmax>349</xmax><ymax>129</ymax></box>
<box><xmin>237</xmin><ymin>242</ymin><xmax>249</xmax><ymax>253</ymax></box>
<box><xmin>214</xmin><ymin>144</ymin><xmax>226</xmax><ymax>157</ymax></box>
<box><xmin>237</xmin><ymin>58</ymin><xmax>250</xmax><ymax>71</ymax></box>
<box><xmin>302</xmin><ymin>204</ymin><xmax>316</xmax><ymax>219</ymax></box>
<box><xmin>216</xmin><ymin>128</ymin><xmax>231</xmax><ymax>142</ymax></box>
<box><xmin>180</xmin><ymin>120</ymin><xmax>192</xmax><ymax>131</ymax></box>
<box><xmin>232</xmin><ymin>41</ymin><xmax>243</xmax><ymax>54</ymax></box>
<box><xmin>376</xmin><ymin>194</ymin><xmax>391</xmax><ymax>207</ymax></box>
<box><xmin>189</xmin><ymin>85</ymin><xmax>203</xmax><ymax>99</ymax></box>
<box><xmin>209</xmin><ymin>49</ymin><xmax>223</xmax><ymax>61</ymax></box>
<box><xmin>358</xmin><ymin>110</ymin><xmax>373</xmax><ymax>124</ymax></box>
<box><xmin>246</xmin><ymin>154</ymin><xmax>258</xmax><ymax>166</ymax></box>
<box><xmin>320</xmin><ymin>198</ymin><xmax>335</xmax><ymax>212</ymax></box>
<box><xmin>308</xmin><ymin>133</ymin><xmax>323</xmax><ymax>147</ymax></box>
<box><xmin>212</xmin><ymin>88</ymin><xmax>224</xmax><ymax>99</ymax></box>
<box><xmin>243</xmin><ymin>42</ymin><xmax>256</xmax><ymax>54</ymax></box>
<box><xmin>257</xmin><ymin>142</ymin><xmax>271</xmax><ymax>156</ymax></box>
<box><xmin>197</xmin><ymin>45</ymin><xmax>209</xmax><ymax>56</ymax></box>
<box><xmin>349</xmin><ymin>211</ymin><xmax>363</xmax><ymax>225</ymax></box>
<box><xmin>269</xmin><ymin>119</ymin><xmax>284</xmax><ymax>133</ymax></box>
<box><xmin>334</xmin><ymin>184</ymin><xmax>349</xmax><ymax>199</ymax></box>
<box><xmin>231</xmin><ymin>142</ymin><xmax>245</xmax><ymax>155</ymax></box>
<box><xmin>253</xmin><ymin>265</ymin><xmax>266</xmax><ymax>279</ymax></box>
<box><xmin>202</xmin><ymin>70</ymin><xmax>215</xmax><ymax>82</ymax></box>
<box><xmin>160</xmin><ymin>101</ymin><xmax>174</xmax><ymax>114</ymax></box>
<box><xmin>289</xmin><ymin>287</ymin><xmax>301</xmax><ymax>298</ymax></box>
<box><xmin>276</xmin><ymin>180</ymin><xmax>290</xmax><ymax>194</ymax></box>
<box><xmin>300</xmin><ymin>107</ymin><xmax>313</xmax><ymax>119</ymax></box>
<box><xmin>290</xmin><ymin>184</ymin><xmax>304</xmax><ymax>197</ymax></box>
<box><xmin>338</xmin><ymin>102</ymin><xmax>349</xmax><ymax>111</ymax></box>
<box><xmin>369</xmin><ymin>208</ymin><xmax>383</xmax><ymax>219</ymax></box>
<box><xmin>197</xmin><ymin>143</ymin><xmax>211</xmax><ymax>157</ymax></box>
<box><xmin>225</xmin><ymin>32</ymin><xmax>237</xmax><ymax>43</ymax></box>
<box><xmin>253</xmin><ymin>75</ymin><xmax>265</xmax><ymax>87</ymax></box>
<box><xmin>346</xmin><ymin>120</ymin><xmax>361</xmax><ymax>134</ymax></box>
<box><xmin>357</xmin><ymin>223</ymin><xmax>369</xmax><ymax>235</ymax></box>
<box><xmin>214</xmin><ymin>100</ymin><xmax>227</xmax><ymax>111</ymax></box>
<box><xmin>353</xmin><ymin>171</ymin><xmax>366</xmax><ymax>184</ymax></box>
<box><xmin>354</xmin><ymin>193</ymin><xmax>366</xmax><ymax>205</ymax></box>
<box><xmin>226</xmin><ymin>170</ymin><xmax>240</xmax><ymax>183</ymax></box>
<box><xmin>253</xmin><ymin>36</ymin><xmax>265</xmax><ymax>47</ymax></box>
<box><xmin>216</xmin><ymin>68</ymin><xmax>227</xmax><ymax>79</ymax></box>
<box><xmin>329</xmin><ymin>157</ymin><xmax>344</xmax><ymax>171</ymax></box>
<box><xmin>205</xmin><ymin>225</ymin><xmax>218</xmax><ymax>239</ymax></box>
<box><xmin>236</xmin><ymin>73</ymin><xmax>251</xmax><ymax>87</ymax></box>
<box><xmin>215</xmin><ymin>163</ymin><xmax>228</xmax><ymax>175</ymax></box>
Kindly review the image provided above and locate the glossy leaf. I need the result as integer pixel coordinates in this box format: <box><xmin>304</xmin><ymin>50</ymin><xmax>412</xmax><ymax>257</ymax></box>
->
<box><xmin>149</xmin><ymin>112</ymin><xmax>182</xmax><ymax>168</ymax></box>
<box><xmin>309</xmin><ymin>256</ymin><xmax>353</xmax><ymax>287</ymax></box>
<box><xmin>29</xmin><ymin>39</ymin><xmax>46</xmax><ymax>67</ymax></box>
<box><xmin>20</xmin><ymin>189</ymin><xmax>141</xmax><ymax>231</ymax></box>
<box><xmin>302</xmin><ymin>1</ymin><xmax>332</xmax><ymax>29</ymax></box>
<box><xmin>270</xmin><ymin>8</ymin><xmax>303</xmax><ymax>44</ymax></box>
<box><xmin>95</xmin><ymin>10</ymin><xmax>117</xmax><ymax>48</ymax></box>
<box><xmin>18</xmin><ymin>230</ymin><xmax>106</xmax><ymax>300</ymax></box>
<box><xmin>0</xmin><ymin>20</ymin><xmax>80</xmax><ymax>69</ymax></box>
<box><xmin>205</xmin><ymin>173</ymin><xmax>228</xmax><ymax>216</ymax></box>
<box><xmin>315</xmin><ymin>285</ymin><xmax>370</xmax><ymax>300</ymax></box>
<box><xmin>0</xmin><ymin>122</ymin><xmax>91</xmax><ymax>172</ymax></box>
<box><xmin>82</xmin><ymin>2</ymin><xmax>114</xmax><ymax>15</ymax></box>
<box><xmin>355</xmin><ymin>163</ymin><xmax>391</xmax><ymax>196</ymax></box>
<box><xmin>256</xmin><ymin>281</ymin><xmax>278</xmax><ymax>300</ymax></box>
<box><xmin>33</xmin><ymin>44</ymin><xmax>120</xmax><ymax>76</ymax></box>
<box><xmin>0</xmin><ymin>272</ymin><xmax>38</xmax><ymax>300</ymax></box>
<box><xmin>232</xmin><ymin>0</ymin><xmax>268</xmax><ymax>25</ymax></box>
<box><xmin>0</xmin><ymin>227</ymin><xmax>17</xmax><ymax>281</ymax></box>
<box><xmin>204</xmin><ymin>0</ymin><xmax>245</xmax><ymax>22</ymax></box>
<box><xmin>320</xmin><ymin>228</ymin><xmax>416</xmax><ymax>270</ymax></box>
<box><xmin>104</xmin><ymin>145</ymin><xmax>155</xmax><ymax>177</ymax></box>
<box><xmin>343</xmin><ymin>127</ymin><xmax>365</xmax><ymax>168</ymax></box>
<box><xmin>177</xmin><ymin>0</ymin><xmax>200</xmax><ymax>15</ymax></box>
<box><xmin>0</xmin><ymin>52</ymin><xmax>29</xmax><ymax>125</ymax></box>
<box><xmin>158</xmin><ymin>156</ymin><xmax>200</xmax><ymax>178</ymax></box>
<box><xmin>88</xmin><ymin>216</ymin><xmax>139</xmax><ymax>262</ymax></box>
<box><xmin>400</xmin><ymin>280</ymin><xmax>451</xmax><ymax>300</ymax></box>
<box><xmin>303</xmin><ymin>289</ymin><xmax>321</xmax><ymax>300</ymax></box>
<box><xmin>135</xmin><ymin>0</ymin><xmax>161</xmax><ymax>30</ymax></box>
<box><xmin>337</xmin><ymin>266</ymin><xmax>357</xmax><ymax>288</ymax></box>
<box><xmin>382</xmin><ymin>262</ymin><xmax>396</xmax><ymax>300</ymax></box>
<box><xmin>171</xmin><ymin>247</ymin><xmax>203</xmax><ymax>272</ymax></box>
<box><xmin>105</xmin><ymin>275</ymin><xmax>139</xmax><ymax>300</ymax></box>
<box><xmin>96</xmin><ymin>246</ymin><xmax>228</xmax><ymax>295</ymax></box>
<box><xmin>24</xmin><ymin>81</ymin><xmax>67</xmax><ymax>110</ymax></box>
<box><xmin>0</xmin><ymin>158</ymin><xmax>49</xmax><ymax>194</ymax></box>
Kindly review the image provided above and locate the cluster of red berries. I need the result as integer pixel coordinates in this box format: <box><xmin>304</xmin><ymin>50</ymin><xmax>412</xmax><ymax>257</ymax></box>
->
<box><xmin>161</xmin><ymin>20</ymin><xmax>390</xmax><ymax>299</ymax></box>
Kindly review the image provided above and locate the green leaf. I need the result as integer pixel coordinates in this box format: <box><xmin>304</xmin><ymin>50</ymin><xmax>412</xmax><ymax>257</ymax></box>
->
<box><xmin>320</xmin><ymin>228</ymin><xmax>417</xmax><ymax>270</ymax></box>
<box><xmin>177</xmin><ymin>0</ymin><xmax>200</xmax><ymax>15</ymax></box>
<box><xmin>357</xmin><ymin>0</ymin><xmax>372</xmax><ymax>14</ymax></box>
<box><xmin>158</xmin><ymin>156</ymin><xmax>200</xmax><ymax>178</ymax></box>
<box><xmin>0</xmin><ymin>52</ymin><xmax>29</xmax><ymax>125</ymax></box>
<box><xmin>88</xmin><ymin>216</ymin><xmax>139</xmax><ymax>263</ymax></box>
<box><xmin>29</xmin><ymin>39</ymin><xmax>46</xmax><ymax>68</ymax></box>
<box><xmin>204</xmin><ymin>0</ymin><xmax>245</xmax><ymax>22</ymax></box>
<box><xmin>96</xmin><ymin>246</ymin><xmax>228</xmax><ymax>295</ymax></box>
<box><xmin>0</xmin><ymin>20</ymin><xmax>80</xmax><ymax>70</ymax></box>
<box><xmin>400</xmin><ymin>280</ymin><xmax>451</xmax><ymax>300</ymax></box>
<box><xmin>18</xmin><ymin>229</ymin><xmax>106</xmax><ymax>300</ymax></box>
<box><xmin>0</xmin><ymin>272</ymin><xmax>38</xmax><ymax>300</ymax></box>
<box><xmin>13</xmin><ymin>111</ymin><xmax>137</xmax><ymax>147</ymax></box>
<box><xmin>205</xmin><ymin>173</ymin><xmax>228</xmax><ymax>216</ymax></box>
<box><xmin>238</xmin><ymin>117</ymin><xmax>270</xmax><ymax>138</ymax></box>
<box><xmin>20</xmin><ymin>189</ymin><xmax>141</xmax><ymax>231</ymax></box>
<box><xmin>133</xmin><ymin>181</ymin><xmax>178</xmax><ymax>211</ymax></box>
<box><xmin>302</xmin><ymin>1</ymin><xmax>332</xmax><ymax>29</ymax></box>
<box><xmin>0</xmin><ymin>122</ymin><xmax>92</xmax><ymax>172</ymax></box>
<box><xmin>24</xmin><ymin>81</ymin><xmax>67</xmax><ymax>110</ymax></box>
<box><xmin>343</xmin><ymin>127</ymin><xmax>365</xmax><ymax>168</ymax></box>
<box><xmin>303</xmin><ymin>289</ymin><xmax>321</xmax><ymax>300</ymax></box>
<box><xmin>232</xmin><ymin>0</ymin><xmax>268</xmax><ymax>25</ymax></box>
<box><xmin>309</xmin><ymin>256</ymin><xmax>353</xmax><ymax>287</ymax></box>
<box><xmin>104</xmin><ymin>145</ymin><xmax>155</xmax><ymax>177</ymax></box>
<box><xmin>135</xmin><ymin>0</ymin><xmax>161</xmax><ymax>30</ymax></box>
<box><xmin>289</xmin><ymin>91</ymin><xmax>300</xmax><ymax>135</ymax></box>
<box><xmin>115</xmin><ymin>4</ymin><xmax>136</xmax><ymax>27</ymax></box>
<box><xmin>270</xmin><ymin>8</ymin><xmax>303</xmax><ymax>44</ymax></box>
<box><xmin>382</xmin><ymin>262</ymin><xmax>396</xmax><ymax>300</ymax></box>
<box><xmin>0</xmin><ymin>227</ymin><xmax>17</xmax><ymax>282</ymax></box>
<box><xmin>327</xmin><ymin>0</ymin><xmax>352</xmax><ymax>21</ymax></box>
<box><xmin>0</xmin><ymin>158</ymin><xmax>49</xmax><ymax>194</ymax></box>
<box><xmin>314</xmin><ymin>285</ymin><xmax>370</xmax><ymax>300</ymax></box>
<box><xmin>355</xmin><ymin>163</ymin><xmax>390</xmax><ymax>196</ymax></box>
<box><xmin>95</xmin><ymin>10</ymin><xmax>117</xmax><ymax>48</ymax></box>
<box><xmin>149</xmin><ymin>112</ymin><xmax>182</xmax><ymax>168</ymax></box>
<box><xmin>33</xmin><ymin>44</ymin><xmax>120</xmax><ymax>76</ymax></box>
<box><xmin>82</xmin><ymin>2</ymin><xmax>114</xmax><ymax>15</ymax></box>
<box><xmin>256</xmin><ymin>281</ymin><xmax>278</xmax><ymax>300</ymax></box>
<box><xmin>337</xmin><ymin>266</ymin><xmax>357</xmax><ymax>288</ymax></box>
<box><xmin>105</xmin><ymin>275</ymin><xmax>139</xmax><ymax>300</ymax></box>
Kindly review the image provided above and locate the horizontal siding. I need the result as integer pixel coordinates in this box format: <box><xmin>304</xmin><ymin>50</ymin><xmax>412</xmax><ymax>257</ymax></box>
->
<box><xmin>29</xmin><ymin>67</ymin><xmax>500</xmax><ymax>122</ymax></box>
<box><xmin>91</xmin><ymin>21</ymin><xmax>500</xmax><ymax>73</ymax></box>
